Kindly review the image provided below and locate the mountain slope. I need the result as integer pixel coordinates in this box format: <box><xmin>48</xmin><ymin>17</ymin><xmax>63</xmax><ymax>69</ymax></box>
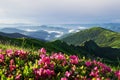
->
<box><xmin>0</xmin><ymin>32</ymin><xmax>30</xmax><ymax>38</ymax></box>
<box><xmin>61</xmin><ymin>27</ymin><xmax>120</xmax><ymax>48</ymax></box>
<box><xmin>1</xmin><ymin>33</ymin><xmax>120</xmax><ymax>64</ymax></box>
<box><xmin>0</xmin><ymin>34</ymin><xmax>87</xmax><ymax>56</ymax></box>
<box><xmin>82</xmin><ymin>40</ymin><xmax>120</xmax><ymax>61</ymax></box>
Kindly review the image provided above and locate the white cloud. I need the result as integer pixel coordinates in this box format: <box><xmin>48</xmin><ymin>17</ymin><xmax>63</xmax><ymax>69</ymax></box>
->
<box><xmin>0</xmin><ymin>0</ymin><xmax>120</xmax><ymax>24</ymax></box>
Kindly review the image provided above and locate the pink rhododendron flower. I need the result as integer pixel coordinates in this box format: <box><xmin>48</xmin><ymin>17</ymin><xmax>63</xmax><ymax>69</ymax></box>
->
<box><xmin>94</xmin><ymin>66</ymin><xmax>98</xmax><ymax>71</ymax></box>
<box><xmin>49</xmin><ymin>63</ymin><xmax>54</xmax><ymax>69</ymax></box>
<box><xmin>14</xmin><ymin>50</ymin><xmax>27</xmax><ymax>59</ymax></box>
<box><xmin>45</xmin><ymin>69</ymin><xmax>55</xmax><ymax>76</ymax></box>
<box><xmin>71</xmin><ymin>65</ymin><xmax>76</xmax><ymax>71</ymax></box>
<box><xmin>39</xmin><ymin>48</ymin><xmax>46</xmax><ymax>54</ymax></box>
<box><xmin>50</xmin><ymin>53</ymin><xmax>57</xmax><ymax>59</ymax></box>
<box><xmin>0</xmin><ymin>54</ymin><xmax>4</xmax><ymax>60</ymax></box>
<box><xmin>61</xmin><ymin>60</ymin><xmax>67</xmax><ymax>66</ymax></box>
<box><xmin>34</xmin><ymin>68</ymin><xmax>55</xmax><ymax>79</ymax></box>
<box><xmin>6</xmin><ymin>49</ymin><xmax>13</xmax><ymax>57</ymax></box>
<box><xmin>36</xmin><ymin>68</ymin><xmax>44</xmax><ymax>76</ymax></box>
<box><xmin>90</xmin><ymin>70</ymin><xmax>99</xmax><ymax>77</ymax></box>
<box><xmin>40</xmin><ymin>54</ymin><xmax>46</xmax><ymax>59</ymax></box>
<box><xmin>97</xmin><ymin>63</ymin><xmax>111</xmax><ymax>73</ymax></box>
<box><xmin>9</xmin><ymin>64</ymin><xmax>16</xmax><ymax>71</ymax></box>
<box><xmin>38</xmin><ymin>59</ymin><xmax>42</xmax><ymax>65</ymax></box>
<box><xmin>93</xmin><ymin>60</ymin><xmax>97</xmax><ymax>64</ymax></box>
<box><xmin>61</xmin><ymin>77</ymin><xmax>68</xmax><ymax>80</ymax></box>
<box><xmin>96</xmin><ymin>78</ymin><xmax>101</xmax><ymax>80</ymax></box>
<box><xmin>42</xmin><ymin>57</ymin><xmax>50</xmax><ymax>64</ymax></box>
<box><xmin>85</xmin><ymin>61</ymin><xmax>92</xmax><ymax>67</ymax></box>
<box><xmin>50</xmin><ymin>53</ymin><xmax>66</xmax><ymax>66</ymax></box>
<box><xmin>50</xmin><ymin>70</ymin><xmax>55</xmax><ymax>75</ymax></box>
<box><xmin>65</xmin><ymin>71</ymin><xmax>71</xmax><ymax>77</ymax></box>
<box><xmin>44</xmin><ymin>69</ymin><xmax>53</xmax><ymax>76</ymax></box>
<box><xmin>56</xmin><ymin>53</ymin><xmax>65</xmax><ymax>60</ymax></box>
<box><xmin>15</xmin><ymin>50</ymin><xmax>21</xmax><ymax>56</ymax></box>
<box><xmin>50</xmin><ymin>53</ymin><xmax>65</xmax><ymax>61</ymax></box>
<box><xmin>15</xmin><ymin>74</ymin><xmax>21</xmax><ymax>80</ymax></box>
<box><xmin>9</xmin><ymin>59</ymin><xmax>16</xmax><ymax>72</ymax></box>
<box><xmin>102</xmin><ymin>65</ymin><xmax>111</xmax><ymax>72</ymax></box>
<box><xmin>115</xmin><ymin>70</ymin><xmax>120</xmax><ymax>79</ymax></box>
<box><xmin>10</xmin><ymin>59</ymin><xmax>14</xmax><ymax>65</ymax></box>
<box><xmin>0</xmin><ymin>54</ymin><xmax>4</xmax><ymax>63</ymax></box>
<box><xmin>15</xmin><ymin>50</ymin><xmax>25</xmax><ymax>56</ymax></box>
<box><xmin>38</xmin><ymin>56</ymin><xmax>50</xmax><ymax>65</ymax></box>
<box><xmin>70</xmin><ymin>55</ymin><xmax>79</xmax><ymax>65</ymax></box>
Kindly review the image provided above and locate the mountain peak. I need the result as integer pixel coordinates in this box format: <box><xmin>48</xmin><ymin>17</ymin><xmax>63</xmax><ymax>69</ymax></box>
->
<box><xmin>87</xmin><ymin>27</ymin><xmax>115</xmax><ymax>33</ymax></box>
<box><xmin>61</xmin><ymin>27</ymin><xmax>120</xmax><ymax>48</ymax></box>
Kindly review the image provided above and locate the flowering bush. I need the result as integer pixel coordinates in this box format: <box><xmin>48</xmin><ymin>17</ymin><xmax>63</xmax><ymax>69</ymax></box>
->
<box><xmin>0</xmin><ymin>48</ymin><xmax>119</xmax><ymax>80</ymax></box>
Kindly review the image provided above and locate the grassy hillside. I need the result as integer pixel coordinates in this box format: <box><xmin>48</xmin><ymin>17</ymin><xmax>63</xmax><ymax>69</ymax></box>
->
<box><xmin>82</xmin><ymin>40</ymin><xmax>120</xmax><ymax>62</ymax></box>
<box><xmin>0</xmin><ymin>32</ymin><xmax>120</xmax><ymax>64</ymax></box>
<box><xmin>0</xmin><ymin>35</ymin><xmax>88</xmax><ymax>57</ymax></box>
<box><xmin>61</xmin><ymin>27</ymin><xmax>120</xmax><ymax>48</ymax></box>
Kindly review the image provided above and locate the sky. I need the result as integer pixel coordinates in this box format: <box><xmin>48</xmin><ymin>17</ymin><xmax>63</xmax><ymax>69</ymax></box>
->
<box><xmin>0</xmin><ymin>0</ymin><xmax>120</xmax><ymax>24</ymax></box>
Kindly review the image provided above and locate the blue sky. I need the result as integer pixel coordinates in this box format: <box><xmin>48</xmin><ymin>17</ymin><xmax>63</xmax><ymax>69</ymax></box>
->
<box><xmin>0</xmin><ymin>0</ymin><xmax>120</xmax><ymax>24</ymax></box>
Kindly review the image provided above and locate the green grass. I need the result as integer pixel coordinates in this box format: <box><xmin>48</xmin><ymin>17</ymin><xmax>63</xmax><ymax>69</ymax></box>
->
<box><xmin>0</xmin><ymin>35</ymin><xmax>87</xmax><ymax>57</ymax></box>
<box><xmin>61</xmin><ymin>27</ymin><xmax>120</xmax><ymax>48</ymax></box>
<box><xmin>0</xmin><ymin>29</ymin><xmax>120</xmax><ymax>68</ymax></box>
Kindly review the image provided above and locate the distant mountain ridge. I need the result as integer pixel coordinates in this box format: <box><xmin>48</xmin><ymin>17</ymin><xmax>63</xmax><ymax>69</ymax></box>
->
<box><xmin>61</xmin><ymin>27</ymin><xmax>120</xmax><ymax>48</ymax></box>
<box><xmin>0</xmin><ymin>24</ymin><xmax>88</xmax><ymax>40</ymax></box>
<box><xmin>0</xmin><ymin>28</ymin><xmax>26</xmax><ymax>33</ymax></box>
<box><xmin>1</xmin><ymin>23</ymin><xmax>120</xmax><ymax>41</ymax></box>
<box><xmin>0</xmin><ymin>28</ymin><xmax>62</xmax><ymax>41</ymax></box>
<box><xmin>0</xmin><ymin>32</ymin><xmax>29</xmax><ymax>38</ymax></box>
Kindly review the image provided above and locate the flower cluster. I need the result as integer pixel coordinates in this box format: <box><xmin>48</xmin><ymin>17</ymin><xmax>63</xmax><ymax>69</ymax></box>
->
<box><xmin>0</xmin><ymin>48</ymin><xmax>120</xmax><ymax>80</ymax></box>
<box><xmin>0</xmin><ymin>54</ymin><xmax>4</xmax><ymax>63</ymax></box>
<box><xmin>115</xmin><ymin>70</ymin><xmax>120</xmax><ymax>80</ymax></box>
<box><xmin>85</xmin><ymin>60</ymin><xmax>112</xmax><ymax>79</ymax></box>
<box><xmin>69</xmin><ymin>55</ymin><xmax>79</xmax><ymax>65</ymax></box>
